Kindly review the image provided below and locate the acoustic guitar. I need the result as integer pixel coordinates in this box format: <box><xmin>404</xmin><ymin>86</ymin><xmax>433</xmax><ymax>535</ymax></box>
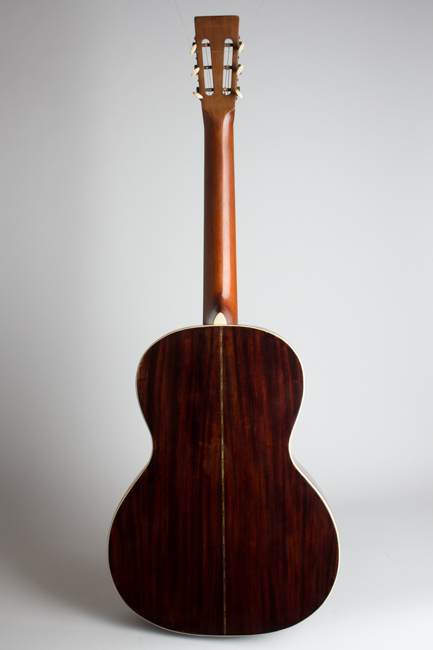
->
<box><xmin>108</xmin><ymin>15</ymin><xmax>339</xmax><ymax>636</ymax></box>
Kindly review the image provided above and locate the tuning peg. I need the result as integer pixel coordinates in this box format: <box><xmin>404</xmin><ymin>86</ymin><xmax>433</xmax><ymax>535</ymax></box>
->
<box><xmin>239</xmin><ymin>42</ymin><xmax>245</xmax><ymax>53</ymax></box>
<box><xmin>193</xmin><ymin>91</ymin><xmax>203</xmax><ymax>99</ymax></box>
<box><xmin>235</xmin><ymin>88</ymin><xmax>243</xmax><ymax>99</ymax></box>
<box><xmin>190</xmin><ymin>43</ymin><xmax>197</xmax><ymax>55</ymax></box>
<box><xmin>191</xmin><ymin>67</ymin><xmax>200</xmax><ymax>77</ymax></box>
<box><xmin>237</xmin><ymin>64</ymin><xmax>244</xmax><ymax>75</ymax></box>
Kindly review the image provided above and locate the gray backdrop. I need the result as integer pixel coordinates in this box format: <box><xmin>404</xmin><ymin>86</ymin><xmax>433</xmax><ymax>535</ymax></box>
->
<box><xmin>1</xmin><ymin>0</ymin><xmax>432</xmax><ymax>647</ymax></box>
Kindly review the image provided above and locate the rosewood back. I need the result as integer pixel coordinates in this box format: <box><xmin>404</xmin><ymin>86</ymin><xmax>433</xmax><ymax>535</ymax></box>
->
<box><xmin>108</xmin><ymin>326</ymin><xmax>339</xmax><ymax>635</ymax></box>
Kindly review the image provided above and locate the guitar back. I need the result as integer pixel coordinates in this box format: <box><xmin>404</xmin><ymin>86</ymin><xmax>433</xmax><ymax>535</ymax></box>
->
<box><xmin>108</xmin><ymin>325</ymin><xmax>339</xmax><ymax>635</ymax></box>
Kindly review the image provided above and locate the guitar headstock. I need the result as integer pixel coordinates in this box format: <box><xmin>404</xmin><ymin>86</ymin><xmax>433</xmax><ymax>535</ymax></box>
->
<box><xmin>191</xmin><ymin>16</ymin><xmax>243</xmax><ymax>119</ymax></box>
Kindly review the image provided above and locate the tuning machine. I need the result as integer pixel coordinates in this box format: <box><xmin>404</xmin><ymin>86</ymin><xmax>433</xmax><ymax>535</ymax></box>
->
<box><xmin>190</xmin><ymin>38</ymin><xmax>201</xmax><ymax>98</ymax></box>
<box><xmin>235</xmin><ymin>40</ymin><xmax>244</xmax><ymax>97</ymax></box>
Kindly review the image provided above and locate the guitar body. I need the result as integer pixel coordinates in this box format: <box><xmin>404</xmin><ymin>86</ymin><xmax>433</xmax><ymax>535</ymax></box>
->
<box><xmin>108</xmin><ymin>325</ymin><xmax>339</xmax><ymax>635</ymax></box>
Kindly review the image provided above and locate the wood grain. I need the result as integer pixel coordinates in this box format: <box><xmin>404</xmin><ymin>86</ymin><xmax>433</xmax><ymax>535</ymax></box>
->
<box><xmin>108</xmin><ymin>326</ymin><xmax>339</xmax><ymax>635</ymax></box>
<box><xmin>222</xmin><ymin>327</ymin><xmax>338</xmax><ymax>634</ymax></box>
<box><xmin>202</xmin><ymin>109</ymin><xmax>238</xmax><ymax>325</ymax></box>
<box><xmin>194</xmin><ymin>16</ymin><xmax>240</xmax><ymax>325</ymax></box>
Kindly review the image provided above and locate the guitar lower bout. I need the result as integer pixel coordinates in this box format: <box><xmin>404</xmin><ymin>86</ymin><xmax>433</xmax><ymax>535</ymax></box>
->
<box><xmin>108</xmin><ymin>324</ymin><xmax>339</xmax><ymax>636</ymax></box>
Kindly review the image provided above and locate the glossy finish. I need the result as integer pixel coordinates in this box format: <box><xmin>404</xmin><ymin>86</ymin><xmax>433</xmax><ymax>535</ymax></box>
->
<box><xmin>109</xmin><ymin>14</ymin><xmax>339</xmax><ymax>637</ymax></box>
<box><xmin>108</xmin><ymin>326</ymin><xmax>339</xmax><ymax>636</ymax></box>
<box><xmin>203</xmin><ymin>110</ymin><xmax>237</xmax><ymax>325</ymax></box>
<box><xmin>194</xmin><ymin>16</ymin><xmax>239</xmax><ymax>325</ymax></box>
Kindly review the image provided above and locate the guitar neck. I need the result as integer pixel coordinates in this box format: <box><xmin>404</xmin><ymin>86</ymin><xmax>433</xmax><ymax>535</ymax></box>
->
<box><xmin>203</xmin><ymin>109</ymin><xmax>238</xmax><ymax>325</ymax></box>
<box><xmin>194</xmin><ymin>15</ymin><xmax>240</xmax><ymax>325</ymax></box>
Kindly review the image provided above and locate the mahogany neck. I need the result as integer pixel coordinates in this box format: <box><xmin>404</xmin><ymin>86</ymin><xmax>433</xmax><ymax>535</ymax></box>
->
<box><xmin>202</xmin><ymin>109</ymin><xmax>238</xmax><ymax>325</ymax></box>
